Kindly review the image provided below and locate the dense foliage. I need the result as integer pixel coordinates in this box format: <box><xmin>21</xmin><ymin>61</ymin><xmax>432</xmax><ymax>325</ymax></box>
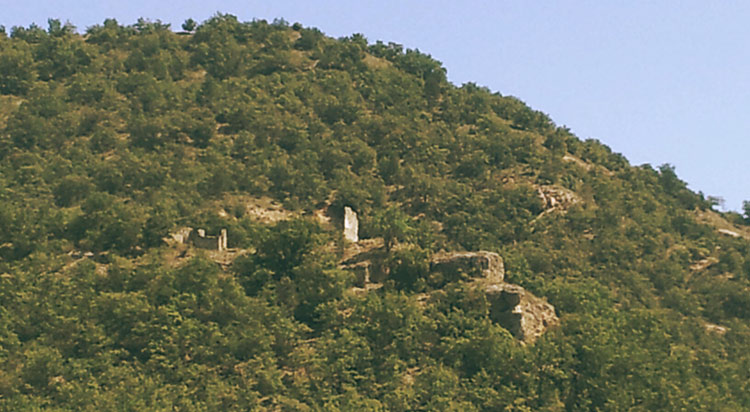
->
<box><xmin>2</xmin><ymin>15</ymin><xmax>750</xmax><ymax>410</ymax></box>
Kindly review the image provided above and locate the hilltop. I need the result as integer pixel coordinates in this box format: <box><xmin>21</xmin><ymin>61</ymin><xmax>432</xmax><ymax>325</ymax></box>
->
<box><xmin>2</xmin><ymin>15</ymin><xmax>750</xmax><ymax>410</ymax></box>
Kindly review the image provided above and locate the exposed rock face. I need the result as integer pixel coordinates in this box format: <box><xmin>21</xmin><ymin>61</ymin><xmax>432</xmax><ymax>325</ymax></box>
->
<box><xmin>344</xmin><ymin>206</ymin><xmax>359</xmax><ymax>242</ymax></box>
<box><xmin>430</xmin><ymin>251</ymin><xmax>504</xmax><ymax>283</ymax></box>
<box><xmin>703</xmin><ymin>322</ymin><xmax>728</xmax><ymax>336</ymax></box>
<box><xmin>245</xmin><ymin>196</ymin><xmax>294</xmax><ymax>224</ymax></box>
<box><xmin>537</xmin><ymin>185</ymin><xmax>579</xmax><ymax>210</ymax></box>
<box><xmin>718</xmin><ymin>228</ymin><xmax>740</xmax><ymax>238</ymax></box>
<box><xmin>690</xmin><ymin>257</ymin><xmax>718</xmax><ymax>272</ymax></box>
<box><xmin>341</xmin><ymin>248</ymin><xmax>556</xmax><ymax>343</ymax></box>
<box><xmin>430</xmin><ymin>251</ymin><xmax>556</xmax><ymax>343</ymax></box>
<box><xmin>484</xmin><ymin>283</ymin><xmax>558</xmax><ymax>344</ymax></box>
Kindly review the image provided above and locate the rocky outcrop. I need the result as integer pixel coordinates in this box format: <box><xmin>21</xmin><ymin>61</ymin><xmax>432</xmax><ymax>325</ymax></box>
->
<box><xmin>245</xmin><ymin>196</ymin><xmax>294</xmax><ymax>224</ymax></box>
<box><xmin>430</xmin><ymin>251</ymin><xmax>504</xmax><ymax>283</ymax></box>
<box><xmin>341</xmin><ymin>249</ymin><xmax>557</xmax><ymax>343</ymax></box>
<box><xmin>484</xmin><ymin>283</ymin><xmax>558</xmax><ymax>344</ymax></box>
<box><xmin>693</xmin><ymin>208</ymin><xmax>750</xmax><ymax>241</ymax></box>
<box><xmin>431</xmin><ymin>251</ymin><xmax>556</xmax><ymax>344</ymax></box>
<box><xmin>703</xmin><ymin>322</ymin><xmax>728</xmax><ymax>336</ymax></box>
<box><xmin>537</xmin><ymin>185</ymin><xmax>579</xmax><ymax>210</ymax></box>
<box><xmin>718</xmin><ymin>228</ymin><xmax>740</xmax><ymax>238</ymax></box>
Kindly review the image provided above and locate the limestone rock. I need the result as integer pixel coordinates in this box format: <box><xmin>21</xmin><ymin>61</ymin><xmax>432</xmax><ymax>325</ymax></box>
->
<box><xmin>703</xmin><ymin>322</ymin><xmax>728</xmax><ymax>335</ymax></box>
<box><xmin>690</xmin><ymin>257</ymin><xmax>718</xmax><ymax>272</ymax></box>
<box><xmin>718</xmin><ymin>228</ymin><xmax>740</xmax><ymax>238</ymax></box>
<box><xmin>430</xmin><ymin>251</ymin><xmax>504</xmax><ymax>283</ymax></box>
<box><xmin>484</xmin><ymin>283</ymin><xmax>558</xmax><ymax>344</ymax></box>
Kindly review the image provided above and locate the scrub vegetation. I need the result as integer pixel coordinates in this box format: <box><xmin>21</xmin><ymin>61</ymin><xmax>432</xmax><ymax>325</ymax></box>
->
<box><xmin>2</xmin><ymin>15</ymin><xmax>750</xmax><ymax>410</ymax></box>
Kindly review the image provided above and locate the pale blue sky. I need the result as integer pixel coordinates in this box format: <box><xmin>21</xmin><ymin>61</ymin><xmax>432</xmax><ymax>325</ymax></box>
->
<box><xmin>4</xmin><ymin>1</ymin><xmax>749</xmax><ymax>210</ymax></box>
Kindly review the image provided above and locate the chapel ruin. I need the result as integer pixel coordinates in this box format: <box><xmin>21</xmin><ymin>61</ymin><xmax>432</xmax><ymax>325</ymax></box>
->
<box><xmin>171</xmin><ymin>227</ymin><xmax>228</xmax><ymax>251</ymax></box>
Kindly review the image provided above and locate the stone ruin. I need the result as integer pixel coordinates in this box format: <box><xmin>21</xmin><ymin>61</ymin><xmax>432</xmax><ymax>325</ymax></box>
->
<box><xmin>170</xmin><ymin>227</ymin><xmax>193</xmax><ymax>244</ymax></box>
<box><xmin>344</xmin><ymin>206</ymin><xmax>358</xmax><ymax>242</ymax></box>
<box><xmin>190</xmin><ymin>228</ymin><xmax>228</xmax><ymax>251</ymax></box>
<box><xmin>171</xmin><ymin>228</ymin><xmax>228</xmax><ymax>251</ymax></box>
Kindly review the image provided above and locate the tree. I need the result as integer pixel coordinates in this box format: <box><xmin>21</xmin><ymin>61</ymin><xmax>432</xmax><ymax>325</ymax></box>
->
<box><xmin>369</xmin><ymin>206</ymin><xmax>415</xmax><ymax>251</ymax></box>
<box><xmin>387</xmin><ymin>245</ymin><xmax>429</xmax><ymax>291</ymax></box>
<box><xmin>708</xmin><ymin>195</ymin><xmax>725</xmax><ymax>211</ymax></box>
<box><xmin>46</xmin><ymin>18</ymin><xmax>76</xmax><ymax>37</ymax></box>
<box><xmin>181</xmin><ymin>18</ymin><xmax>197</xmax><ymax>33</ymax></box>
<box><xmin>0</xmin><ymin>40</ymin><xmax>34</xmax><ymax>94</ymax></box>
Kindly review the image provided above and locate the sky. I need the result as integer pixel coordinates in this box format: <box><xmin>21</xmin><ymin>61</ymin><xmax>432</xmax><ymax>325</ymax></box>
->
<box><xmin>3</xmin><ymin>1</ymin><xmax>749</xmax><ymax>211</ymax></box>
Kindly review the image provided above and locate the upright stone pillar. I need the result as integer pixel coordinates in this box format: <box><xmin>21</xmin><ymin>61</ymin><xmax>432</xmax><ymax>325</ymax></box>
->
<box><xmin>220</xmin><ymin>229</ymin><xmax>228</xmax><ymax>251</ymax></box>
<box><xmin>344</xmin><ymin>206</ymin><xmax>358</xmax><ymax>242</ymax></box>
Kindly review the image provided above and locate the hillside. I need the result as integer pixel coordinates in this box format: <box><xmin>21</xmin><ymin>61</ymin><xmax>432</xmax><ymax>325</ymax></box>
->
<box><xmin>2</xmin><ymin>15</ymin><xmax>750</xmax><ymax>410</ymax></box>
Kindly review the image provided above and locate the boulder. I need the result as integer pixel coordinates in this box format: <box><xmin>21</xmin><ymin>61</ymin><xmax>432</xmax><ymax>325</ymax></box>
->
<box><xmin>484</xmin><ymin>283</ymin><xmax>558</xmax><ymax>344</ymax></box>
<box><xmin>430</xmin><ymin>251</ymin><xmax>504</xmax><ymax>283</ymax></box>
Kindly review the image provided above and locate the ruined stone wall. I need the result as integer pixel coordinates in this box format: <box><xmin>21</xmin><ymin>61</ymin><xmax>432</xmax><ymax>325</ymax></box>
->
<box><xmin>171</xmin><ymin>227</ymin><xmax>193</xmax><ymax>244</ymax></box>
<box><xmin>186</xmin><ymin>228</ymin><xmax>228</xmax><ymax>251</ymax></box>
